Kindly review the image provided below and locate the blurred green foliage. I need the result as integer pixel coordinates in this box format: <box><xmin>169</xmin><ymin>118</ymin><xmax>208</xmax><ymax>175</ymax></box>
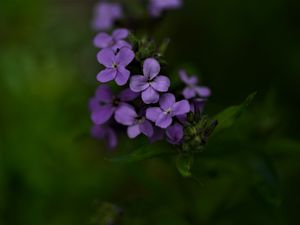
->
<box><xmin>1</xmin><ymin>0</ymin><xmax>300</xmax><ymax>225</ymax></box>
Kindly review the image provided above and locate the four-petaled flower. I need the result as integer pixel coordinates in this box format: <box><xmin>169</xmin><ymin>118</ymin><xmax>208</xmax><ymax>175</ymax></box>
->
<box><xmin>90</xmin><ymin>124</ymin><xmax>117</xmax><ymax>149</ymax></box>
<box><xmin>166</xmin><ymin>123</ymin><xmax>184</xmax><ymax>144</ymax></box>
<box><xmin>97</xmin><ymin>47</ymin><xmax>135</xmax><ymax>86</ymax></box>
<box><xmin>92</xmin><ymin>2</ymin><xmax>123</xmax><ymax>31</ymax></box>
<box><xmin>94</xmin><ymin>28</ymin><xmax>132</xmax><ymax>51</ymax></box>
<box><xmin>179</xmin><ymin>70</ymin><xmax>211</xmax><ymax>99</ymax></box>
<box><xmin>115</xmin><ymin>104</ymin><xmax>154</xmax><ymax>139</ymax></box>
<box><xmin>89</xmin><ymin>85</ymin><xmax>138</xmax><ymax>125</ymax></box>
<box><xmin>146</xmin><ymin>93</ymin><xmax>190</xmax><ymax>128</ymax></box>
<box><xmin>130</xmin><ymin>58</ymin><xmax>170</xmax><ymax>104</ymax></box>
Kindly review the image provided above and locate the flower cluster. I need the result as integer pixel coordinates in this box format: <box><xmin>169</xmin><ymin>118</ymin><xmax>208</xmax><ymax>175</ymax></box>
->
<box><xmin>89</xmin><ymin>28</ymin><xmax>211</xmax><ymax>149</ymax></box>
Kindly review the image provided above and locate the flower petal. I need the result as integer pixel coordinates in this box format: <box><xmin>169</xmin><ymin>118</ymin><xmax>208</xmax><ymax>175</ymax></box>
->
<box><xmin>112</xmin><ymin>28</ymin><xmax>129</xmax><ymax>40</ymax></box>
<box><xmin>93</xmin><ymin>32</ymin><xmax>113</xmax><ymax>48</ymax></box>
<box><xmin>91</xmin><ymin>105</ymin><xmax>114</xmax><ymax>125</ymax></box>
<box><xmin>116</xmin><ymin>48</ymin><xmax>135</xmax><ymax>66</ymax></box>
<box><xmin>179</xmin><ymin>69</ymin><xmax>198</xmax><ymax>85</ymax></box>
<box><xmin>143</xmin><ymin>58</ymin><xmax>160</xmax><ymax>79</ymax></box>
<box><xmin>95</xmin><ymin>84</ymin><xmax>113</xmax><ymax>103</ymax></box>
<box><xmin>97</xmin><ymin>68</ymin><xmax>117</xmax><ymax>83</ymax></box>
<box><xmin>130</xmin><ymin>75</ymin><xmax>149</xmax><ymax>92</ymax></box>
<box><xmin>114</xmin><ymin>104</ymin><xmax>137</xmax><ymax>126</ymax></box>
<box><xmin>172</xmin><ymin>100</ymin><xmax>190</xmax><ymax>116</ymax></box>
<box><xmin>90</xmin><ymin>125</ymin><xmax>106</xmax><ymax>139</ymax></box>
<box><xmin>195</xmin><ymin>86</ymin><xmax>211</xmax><ymax>97</ymax></box>
<box><xmin>146</xmin><ymin>107</ymin><xmax>163</xmax><ymax>122</ymax></box>
<box><xmin>97</xmin><ymin>48</ymin><xmax>115</xmax><ymax>67</ymax></box>
<box><xmin>142</xmin><ymin>86</ymin><xmax>159</xmax><ymax>104</ymax></box>
<box><xmin>140</xmin><ymin>120</ymin><xmax>153</xmax><ymax>137</ymax></box>
<box><xmin>112</xmin><ymin>40</ymin><xmax>132</xmax><ymax>52</ymax></box>
<box><xmin>166</xmin><ymin>123</ymin><xmax>184</xmax><ymax>144</ymax></box>
<box><xmin>115</xmin><ymin>66</ymin><xmax>130</xmax><ymax>86</ymax></box>
<box><xmin>119</xmin><ymin>88</ymin><xmax>139</xmax><ymax>101</ymax></box>
<box><xmin>127</xmin><ymin>124</ymin><xmax>141</xmax><ymax>139</ymax></box>
<box><xmin>183</xmin><ymin>87</ymin><xmax>196</xmax><ymax>99</ymax></box>
<box><xmin>151</xmin><ymin>76</ymin><xmax>170</xmax><ymax>92</ymax></box>
<box><xmin>155</xmin><ymin>113</ymin><xmax>172</xmax><ymax>129</ymax></box>
<box><xmin>107</xmin><ymin>127</ymin><xmax>118</xmax><ymax>149</ymax></box>
<box><xmin>159</xmin><ymin>93</ymin><xmax>176</xmax><ymax>110</ymax></box>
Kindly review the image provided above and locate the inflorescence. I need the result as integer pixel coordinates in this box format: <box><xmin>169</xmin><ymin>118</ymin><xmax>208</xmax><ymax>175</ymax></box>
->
<box><xmin>89</xmin><ymin>26</ymin><xmax>211</xmax><ymax>149</ymax></box>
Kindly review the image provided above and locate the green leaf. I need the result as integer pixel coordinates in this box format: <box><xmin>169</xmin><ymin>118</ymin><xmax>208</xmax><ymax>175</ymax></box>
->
<box><xmin>176</xmin><ymin>154</ymin><xmax>194</xmax><ymax>177</ymax></box>
<box><xmin>212</xmin><ymin>92</ymin><xmax>257</xmax><ymax>136</ymax></box>
<box><xmin>106</xmin><ymin>142</ymin><xmax>174</xmax><ymax>163</ymax></box>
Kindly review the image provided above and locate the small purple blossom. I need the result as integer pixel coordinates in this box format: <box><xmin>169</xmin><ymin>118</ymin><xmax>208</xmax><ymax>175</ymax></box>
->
<box><xmin>115</xmin><ymin>104</ymin><xmax>153</xmax><ymax>138</ymax></box>
<box><xmin>130</xmin><ymin>58</ymin><xmax>170</xmax><ymax>104</ymax></box>
<box><xmin>92</xmin><ymin>2</ymin><xmax>123</xmax><ymax>31</ymax></box>
<box><xmin>89</xmin><ymin>85</ymin><xmax>138</xmax><ymax>125</ymax></box>
<box><xmin>97</xmin><ymin>47</ymin><xmax>135</xmax><ymax>86</ymax></box>
<box><xmin>149</xmin><ymin>0</ymin><xmax>183</xmax><ymax>17</ymax></box>
<box><xmin>166</xmin><ymin>123</ymin><xmax>184</xmax><ymax>144</ymax></box>
<box><xmin>91</xmin><ymin>125</ymin><xmax>117</xmax><ymax>149</ymax></box>
<box><xmin>146</xmin><ymin>93</ymin><xmax>190</xmax><ymax>128</ymax></box>
<box><xmin>94</xmin><ymin>28</ymin><xmax>132</xmax><ymax>51</ymax></box>
<box><xmin>179</xmin><ymin>70</ymin><xmax>211</xmax><ymax>99</ymax></box>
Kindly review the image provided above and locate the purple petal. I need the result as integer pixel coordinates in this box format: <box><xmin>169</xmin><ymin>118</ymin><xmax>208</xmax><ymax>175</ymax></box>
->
<box><xmin>115</xmin><ymin>66</ymin><xmax>130</xmax><ymax>86</ymax></box>
<box><xmin>91</xmin><ymin>105</ymin><xmax>114</xmax><ymax>125</ymax></box>
<box><xmin>143</xmin><ymin>58</ymin><xmax>160</xmax><ymax>79</ymax></box>
<box><xmin>166</xmin><ymin>123</ymin><xmax>184</xmax><ymax>145</ymax></box>
<box><xmin>112</xmin><ymin>40</ymin><xmax>132</xmax><ymax>52</ymax></box>
<box><xmin>139</xmin><ymin>120</ymin><xmax>154</xmax><ymax>137</ymax></box>
<box><xmin>112</xmin><ymin>28</ymin><xmax>129</xmax><ymax>40</ymax></box>
<box><xmin>116</xmin><ymin>48</ymin><xmax>135</xmax><ymax>66</ymax></box>
<box><xmin>179</xmin><ymin>69</ymin><xmax>198</xmax><ymax>85</ymax></box>
<box><xmin>172</xmin><ymin>100</ymin><xmax>190</xmax><ymax>116</ymax></box>
<box><xmin>114</xmin><ymin>104</ymin><xmax>137</xmax><ymax>126</ymax></box>
<box><xmin>183</xmin><ymin>87</ymin><xmax>196</xmax><ymax>99</ymax></box>
<box><xmin>146</xmin><ymin>107</ymin><xmax>163</xmax><ymax>122</ymax></box>
<box><xmin>191</xmin><ymin>98</ymin><xmax>207</xmax><ymax>113</ymax></box>
<box><xmin>127</xmin><ymin>124</ymin><xmax>141</xmax><ymax>139</ymax></box>
<box><xmin>90</xmin><ymin>125</ymin><xmax>106</xmax><ymax>139</ymax></box>
<box><xmin>130</xmin><ymin>75</ymin><xmax>149</xmax><ymax>92</ymax></box>
<box><xmin>89</xmin><ymin>97</ymin><xmax>100</xmax><ymax>112</ymax></box>
<box><xmin>97</xmin><ymin>68</ymin><xmax>117</xmax><ymax>83</ymax></box>
<box><xmin>151</xmin><ymin>76</ymin><xmax>170</xmax><ymax>92</ymax></box>
<box><xmin>95</xmin><ymin>85</ymin><xmax>113</xmax><ymax>103</ymax></box>
<box><xmin>159</xmin><ymin>93</ymin><xmax>176</xmax><ymax>110</ymax></box>
<box><xmin>93</xmin><ymin>33</ymin><xmax>113</xmax><ymax>48</ymax></box>
<box><xmin>97</xmin><ymin>48</ymin><xmax>115</xmax><ymax>67</ymax></box>
<box><xmin>195</xmin><ymin>86</ymin><xmax>211</xmax><ymax>97</ymax></box>
<box><xmin>119</xmin><ymin>88</ymin><xmax>139</xmax><ymax>101</ymax></box>
<box><xmin>156</xmin><ymin>113</ymin><xmax>173</xmax><ymax>129</ymax></box>
<box><xmin>142</xmin><ymin>86</ymin><xmax>160</xmax><ymax>104</ymax></box>
<box><xmin>107</xmin><ymin>128</ymin><xmax>118</xmax><ymax>149</ymax></box>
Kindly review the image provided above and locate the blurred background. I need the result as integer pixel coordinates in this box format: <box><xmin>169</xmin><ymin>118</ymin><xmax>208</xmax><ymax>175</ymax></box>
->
<box><xmin>1</xmin><ymin>0</ymin><xmax>300</xmax><ymax>224</ymax></box>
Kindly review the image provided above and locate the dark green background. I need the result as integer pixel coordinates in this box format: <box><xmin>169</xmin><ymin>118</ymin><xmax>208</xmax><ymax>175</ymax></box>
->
<box><xmin>1</xmin><ymin>0</ymin><xmax>299</xmax><ymax>224</ymax></box>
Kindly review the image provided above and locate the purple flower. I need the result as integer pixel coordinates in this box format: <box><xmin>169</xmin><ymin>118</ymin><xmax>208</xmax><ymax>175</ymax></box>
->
<box><xmin>179</xmin><ymin>70</ymin><xmax>211</xmax><ymax>99</ymax></box>
<box><xmin>93</xmin><ymin>28</ymin><xmax>132</xmax><ymax>51</ymax></box>
<box><xmin>91</xmin><ymin>125</ymin><xmax>117</xmax><ymax>149</ymax></box>
<box><xmin>92</xmin><ymin>2</ymin><xmax>123</xmax><ymax>31</ymax></box>
<box><xmin>130</xmin><ymin>58</ymin><xmax>170</xmax><ymax>104</ymax></box>
<box><xmin>166</xmin><ymin>123</ymin><xmax>184</xmax><ymax>144</ymax></box>
<box><xmin>89</xmin><ymin>85</ymin><xmax>138</xmax><ymax>125</ymax></box>
<box><xmin>190</xmin><ymin>98</ymin><xmax>207</xmax><ymax>114</ymax></box>
<box><xmin>149</xmin><ymin>0</ymin><xmax>183</xmax><ymax>17</ymax></box>
<box><xmin>115</xmin><ymin>104</ymin><xmax>153</xmax><ymax>138</ymax></box>
<box><xmin>146</xmin><ymin>93</ymin><xmax>190</xmax><ymax>128</ymax></box>
<box><xmin>97</xmin><ymin>47</ymin><xmax>135</xmax><ymax>86</ymax></box>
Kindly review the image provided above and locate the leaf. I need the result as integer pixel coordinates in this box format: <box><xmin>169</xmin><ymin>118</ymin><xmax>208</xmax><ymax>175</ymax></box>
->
<box><xmin>212</xmin><ymin>92</ymin><xmax>257</xmax><ymax>136</ymax></box>
<box><xmin>176</xmin><ymin>154</ymin><xmax>194</xmax><ymax>177</ymax></box>
<box><xmin>106</xmin><ymin>142</ymin><xmax>174</xmax><ymax>163</ymax></box>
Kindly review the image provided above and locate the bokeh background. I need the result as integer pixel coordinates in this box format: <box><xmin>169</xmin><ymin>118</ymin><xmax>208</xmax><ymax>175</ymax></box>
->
<box><xmin>1</xmin><ymin>0</ymin><xmax>300</xmax><ymax>224</ymax></box>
